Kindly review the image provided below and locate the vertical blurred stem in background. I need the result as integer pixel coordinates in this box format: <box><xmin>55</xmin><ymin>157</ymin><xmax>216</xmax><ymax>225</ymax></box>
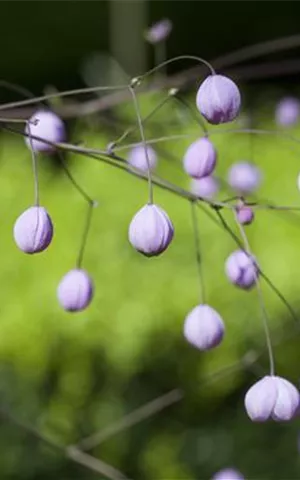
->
<box><xmin>109</xmin><ymin>0</ymin><xmax>147</xmax><ymax>80</ymax></box>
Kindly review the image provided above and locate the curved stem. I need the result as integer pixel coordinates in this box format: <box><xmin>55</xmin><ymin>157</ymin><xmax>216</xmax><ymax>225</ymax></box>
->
<box><xmin>135</xmin><ymin>55</ymin><xmax>215</xmax><ymax>83</ymax></box>
<box><xmin>234</xmin><ymin>212</ymin><xmax>275</xmax><ymax>376</ymax></box>
<box><xmin>76</xmin><ymin>202</ymin><xmax>95</xmax><ymax>269</ymax></box>
<box><xmin>128</xmin><ymin>86</ymin><xmax>153</xmax><ymax>204</ymax></box>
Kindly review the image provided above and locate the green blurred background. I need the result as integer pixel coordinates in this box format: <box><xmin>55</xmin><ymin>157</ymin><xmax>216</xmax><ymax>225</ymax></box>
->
<box><xmin>0</xmin><ymin>2</ymin><xmax>300</xmax><ymax>479</ymax></box>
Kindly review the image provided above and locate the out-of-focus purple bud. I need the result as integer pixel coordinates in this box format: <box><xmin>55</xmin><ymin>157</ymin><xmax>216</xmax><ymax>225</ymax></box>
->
<box><xmin>129</xmin><ymin>204</ymin><xmax>174</xmax><ymax>257</ymax></box>
<box><xmin>25</xmin><ymin>110</ymin><xmax>66</xmax><ymax>153</ymax></box>
<box><xmin>13</xmin><ymin>206</ymin><xmax>53</xmax><ymax>254</ymax></box>
<box><xmin>183</xmin><ymin>304</ymin><xmax>225</xmax><ymax>351</ymax></box>
<box><xmin>57</xmin><ymin>269</ymin><xmax>94</xmax><ymax>312</ymax></box>
<box><xmin>227</xmin><ymin>161</ymin><xmax>261</xmax><ymax>194</ymax></box>
<box><xmin>196</xmin><ymin>74</ymin><xmax>241</xmax><ymax>124</ymax></box>
<box><xmin>236</xmin><ymin>205</ymin><xmax>254</xmax><ymax>225</ymax></box>
<box><xmin>245</xmin><ymin>375</ymin><xmax>300</xmax><ymax>422</ymax></box>
<box><xmin>275</xmin><ymin>97</ymin><xmax>300</xmax><ymax>127</ymax></box>
<box><xmin>127</xmin><ymin>144</ymin><xmax>157</xmax><ymax>172</ymax></box>
<box><xmin>225</xmin><ymin>250</ymin><xmax>258</xmax><ymax>290</ymax></box>
<box><xmin>190</xmin><ymin>176</ymin><xmax>219</xmax><ymax>200</ymax></box>
<box><xmin>212</xmin><ymin>468</ymin><xmax>245</xmax><ymax>480</ymax></box>
<box><xmin>145</xmin><ymin>19</ymin><xmax>172</xmax><ymax>44</ymax></box>
<box><xmin>183</xmin><ymin>137</ymin><xmax>217</xmax><ymax>178</ymax></box>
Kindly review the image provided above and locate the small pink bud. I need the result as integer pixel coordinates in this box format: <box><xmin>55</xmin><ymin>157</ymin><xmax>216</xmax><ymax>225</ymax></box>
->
<box><xmin>129</xmin><ymin>204</ymin><xmax>174</xmax><ymax>257</ymax></box>
<box><xmin>236</xmin><ymin>205</ymin><xmax>254</xmax><ymax>225</ymax></box>
<box><xmin>13</xmin><ymin>206</ymin><xmax>53</xmax><ymax>254</ymax></box>
<box><xmin>57</xmin><ymin>269</ymin><xmax>93</xmax><ymax>312</ymax></box>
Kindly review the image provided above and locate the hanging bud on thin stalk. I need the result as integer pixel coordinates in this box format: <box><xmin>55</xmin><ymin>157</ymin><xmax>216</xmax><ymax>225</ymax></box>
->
<box><xmin>211</xmin><ymin>469</ymin><xmax>245</xmax><ymax>480</ymax></box>
<box><xmin>275</xmin><ymin>97</ymin><xmax>300</xmax><ymax>127</ymax></box>
<box><xmin>145</xmin><ymin>18</ymin><xmax>172</xmax><ymax>44</ymax></box>
<box><xmin>225</xmin><ymin>250</ymin><xmax>259</xmax><ymax>290</ymax></box>
<box><xmin>57</xmin><ymin>269</ymin><xmax>94</xmax><ymax>312</ymax></box>
<box><xmin>183</xmin><ymin>304</ymin><xmax>225</xmax><ymax>351</ymax></box>
<box><xmin>128</xmin><ymin>204</ymin><xmax>174</xmax><ymax>257</ymax></box>
<box><xmin>13</xmin><ymin>206</ymin><xmax>53</xmax><ymax>254</ymax></box>
<box><xmin>196</xmin><ymin>74</ymin><xmax>241</xmax><ymax>124</ymax></box>
<box><xmin>25</xmin><ymin>110</ymin><xmax>66</xmax><ymax>153</ymax></box>
<box><xmin>183</xmin><ymin>137</ymin><xmax>217</xmax><ymax>179</ymax></box>
<box><xmin>245</xmin><ymin>375</ymin><xmax>300</xmax><ymax>422</ymax></box>
<box><xmin>227</xmin><ymin>161</ymin><xmax>261</xmax><ymax>195</ymax></box>
<box><xmin>236</xmin><ymin>205</ymin><xmax>254</xmax><ymax>226</ymax></box>
<box><xmin>127</xmin><ymin>144</ymin><xmax>157</xmax><ymax>172</ymax></box>
<box><xmin>190</xmin><ymin>176</ymin><xmax>219</xmax><ymax>200</ymax></box>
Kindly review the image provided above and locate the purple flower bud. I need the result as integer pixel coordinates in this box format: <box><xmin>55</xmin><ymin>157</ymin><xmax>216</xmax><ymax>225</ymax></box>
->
<box><xmin>127</xmin><ymin>144</ymin><xmax>157</xmax><ymax>172</ymax></box>
<box><xmin>57</xmin><ymin>269</ymin><xmax>94</xmax><ymax>312</ymax></box>
<box><xmin>245</xmin><ymin>375</ymin><xmax>300</xmax><ymax>422</ymax></box>
<box><xmin>227</xmin><ymin>161</ymin><xmax>261</xmax><ymax>194</ymax></box>
<box><xmin>13</xmin><ymin>206</ymin><xmax>53</xmax><ymax>254</ymax></box>
<box><xmin>129</xmin><ymin>204</ymin><xmax>174</xmax><ymax>257</ymax></box>
<box><xmin>212</xmin><ymin>469</ymin><xmax>244</xmax><ymax>480</ymax></box>
<box><xmin>25</xmin><ymin>110</ymin><xmax>66</xmax><ymax>153</ymax></box>
<box><xmin>190</xmin><ymin>176</ymin><xmax>219</xmax><ymax>200</ymax></box>
<box><xmin>183</xmin><ymin>304</ymin><xmax>225</xmax><ymax>350</ymax></box>
<box><xmin>225</xmin><ymin>250</ymin><xmax>258</xmax><ymax>290</ymax></box>
<box><xmin>275</xmin><ymin>97</ymin><xmax>300</xmax><ymax>127</ymax></box>
<box><xmin>196</xmin><ymin>74</ymin><xmax>241</xmax><ymax>124</ymax></box>
<box><xmin>236</xmin><ymin>205</ymin><xmax>254</xmax><ymax>225</ymax></box>
<box><xmin>145</xmin><ymin>18</ymin><xmax>172</xmax><ymax>44</ymax></box>
<box><xmin>183</xmin><ymin>138</ymin><xmax>217</xmax><ymax>178</ymax></box>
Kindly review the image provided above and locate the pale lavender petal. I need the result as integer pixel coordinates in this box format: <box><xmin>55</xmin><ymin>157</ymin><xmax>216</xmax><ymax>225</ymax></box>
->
<box><xmin>183</xmin><ymin>137</ymin><xmax>217</xmax><ymax>178</ymax></box>
<box><xmin>128</xmin><ymin>204</ymin><xmax>174</xmax><ymax>256</ymax></box>
<box><xmin>244</xmin><ymin>376</ymin><xmax>277</xmax><ymax>421</ymax></box>
<box><xmin>196</xmin><ymin>75</ymin><xmax>241</xmax><ymax>125</ymax></box>
<box><xmin>275</xmin><ymin>97</ymin><xmax>300</xmax><ymax>127</ymax></box>
<box><xmin>212</xmin><ymin>468</ymin><xmax>244</xmax><ymax>480</ymax></box>
<box><xmin>183</xmin><ymin>304</ymin><xmax>225</xmax><ymax>350</ymax></box>
<box><xmin>57</xmin><ymin>269</ymin><xmax>94</xmax><ymax>312</ymax></box>
<box><xmin>13</xmin><ymin>206</ymin><xmax>53</xmax><ymax>254</ymax></box>
<box><xmin>272</xmin><ymin>377</ymin><xmax>300</xmax><ymax>421</ymax></box>
<box><xmin>25</xmin><ymin>110</ymin><xmax>66</xmax><ymax>153</ymax></box>
<box><xmin>127</xmin><ymin>145</ymin><xmax>157</xmax><ymax>172</ymax></box>
<box><xmin>227</xmin><ymin>162</ymin><xmax>261</xmax><ymax>194</ymax></box>
<box><xmin>190</xmin><ymin>176</ymin><xmax>219</xmax><ymax>200</ymax></box>
<box><xmin>225</xmin><ymin>250</ymin><xmax>258</xmax><ymax>289</ymax></box>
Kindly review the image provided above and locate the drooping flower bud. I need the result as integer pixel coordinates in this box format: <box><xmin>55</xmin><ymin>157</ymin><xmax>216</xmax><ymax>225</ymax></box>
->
<box><xmin>227</xmin><ymin>161</ymin><xmax>261</xmax><ymax>194</ymax></box>
<box><xmin>212</xmin><ymin>468</ymin><xmax>245</xmax><ymax>480</ymax></box>
<box><xmin>57</xmin><ymin>269</ymin><xmax>94</xmax><ymax>312</ymax></box>
<box><xmin>190</xmin><ymin>176</ymin><xmax>219</xmax><ymax>200</ymax></box>
<box><xmin>236</xmin><ymin>205</ymin><xmax>254</xmax><ymax>225</ymax></box>
<box><xmin>127</xmin><ymin>144</ymin><xmax>157</xmax><ymax>172</ymax></box>
<box><xmin>183</xmin><ymin>137</ymin><xmax>217</xmax><ymax>178</ymax></box>
<box><xmin>145</xmin><ymin>18</ymin><xmax>172</xmax><ymax>44</ymax></box>
<box><xmin>275</xmin><ymin>97</ymin><xmax>300</xmax><ymax>127</ymax></box>
<box><xmin>196</xmin><ymin>74</ymin><xmax>241</xmax><ymax>124</ymax></box>
<box><xmin>225</xmin><ymin>250</ymin><xmax>258</xmax><ymax>290</ymax></box>
<box><xmin>183</xmin><ymin>304</ymin><xmax>225</xmax><ymax>351</ymax></box>
<box><xmin>25</xmin><ymin>110</ymin><xmax>66</xmax><ymax>153</ymax></box>
<box><xmin>129</xmin><ymin>204</ymin><xmax>174</xmax><ymax>257</ymax></box>
<box><xmin>245</xmin><ymin>375</ymin><xmax>300</xmax><ymax>422</ymax></box>
<box><xmin>13</xmin><ymin>206</ymin><xmax>53</xmax><ymax>254</ymax></box>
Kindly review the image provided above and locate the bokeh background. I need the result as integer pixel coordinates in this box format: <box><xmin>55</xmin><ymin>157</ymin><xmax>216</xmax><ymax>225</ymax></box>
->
<box><xmin>1</xmin><ymin>2</ymin><xmax>300</xmax><ymax>479</ymax></box>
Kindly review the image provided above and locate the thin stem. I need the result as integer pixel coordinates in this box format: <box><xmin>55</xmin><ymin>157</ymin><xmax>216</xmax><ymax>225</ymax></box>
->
<box><xmin>0</xmin><ymin>84</ymin><xmax>128</xmax><ymax>112</ymax></box>
<box><xmin>128</xmin><ymin>86</ymin><xmax>154</xmax><ymax>204</ymax></box>
<box><xmin>135</xmin><ymin>55</ymin><xmax>215</xmax><ymax>83</ymax></box>
<box><xmin>110</xmin><ymin>93</ymin><xmax>171</xmax><ymax>149</ymax></box>
<box><xmin>76</xmin><ymin>202</ymin><xmax>95</xmax><ymax>269</ymax></box>
<box><xmin>190</xmin><ymin>200</ymin><xmax>206</xmax><ymax>304</ymax></box>
<box><xmin>26</xmin><ymin>121</ymin><xmax>39</xmax><ymax>206</ymax></box>
<box><xmin>234</xmin><ymin>212</ymin><xmax>275</xmax><ymax>376</ymax></box>
<box><xmin>173</xmin><ymin>95</ymin><xmax>208</xmax><ymax>135</ymax></box>
<box><xmin>58</xmin><ymin>153</ymin><xmax>95</xmax><ymax>205</ymax></box>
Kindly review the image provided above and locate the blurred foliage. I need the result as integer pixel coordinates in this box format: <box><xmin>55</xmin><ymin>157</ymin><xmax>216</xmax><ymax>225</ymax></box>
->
<box><xmin>0</xmin><ymin>85</ymin><xmax>299</xmax><ymax>479</ymax></box>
